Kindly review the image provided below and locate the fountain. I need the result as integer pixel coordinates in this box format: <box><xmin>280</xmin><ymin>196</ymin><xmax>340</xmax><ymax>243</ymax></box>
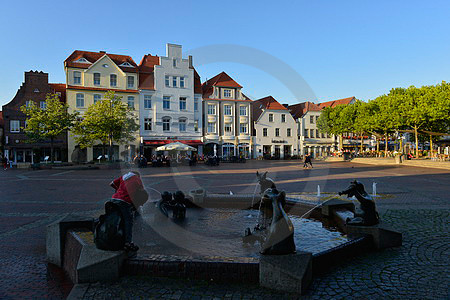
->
<box><xmin>339</xmin><ymin>180</ymin><xmax>379</xmax><ymax>226</ymax></box>
<box><xmin>372</xmin><ymin>182</ymin><xmax>377</xmax><ymax>197</ymax></box>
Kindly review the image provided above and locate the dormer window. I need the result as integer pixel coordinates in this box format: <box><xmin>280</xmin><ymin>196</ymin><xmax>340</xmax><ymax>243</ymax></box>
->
<box><xmin>224</xmin><ymin>89</ymin><xmax>232</xmax><ymax>98</ymax></box>
<box><xmin>74</xmin><ymin>57</ymin><xmax>91</xmax><ymax>64</ymax></box>
<box><xmin>34</xmin><ymin>88</ymin><xmax>39</xmax><ymax>93</ymax></box>
<box><xmin>120</xmin><ymin>62</ymin><xmax>133</xmax><ymax>68</ymax></box>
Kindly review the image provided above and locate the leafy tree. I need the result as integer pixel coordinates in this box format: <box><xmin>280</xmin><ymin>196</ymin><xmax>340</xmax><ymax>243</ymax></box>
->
<box><xmin>354</xmin><ymin>101</ymin><xmax>375</xmax><ymax>152</ymax></box>
<box><xmin>72</xmin><ymin>91</ymin><xmax>139</xmax><ymax>161</ymax></box>
<box><xmin>21</xmin><ymin>93</ymin><xmax>78</xmax><ymax>163</ymax></box>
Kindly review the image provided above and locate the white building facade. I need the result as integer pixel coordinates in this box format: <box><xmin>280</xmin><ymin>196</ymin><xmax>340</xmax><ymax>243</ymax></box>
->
<box><xmin>138</xmin><ymin>44</ymin><xmax>203</xmax><ymax>158</ymax></box>
<box><xmin>201</xmin><ymin>72</ymin><xmax>253</xmax><ymax>158</ymax></box>
<box><xmin>253</xmin><ymin>96</ymin><xmax>298</xmax><ymax>159</ymax></box>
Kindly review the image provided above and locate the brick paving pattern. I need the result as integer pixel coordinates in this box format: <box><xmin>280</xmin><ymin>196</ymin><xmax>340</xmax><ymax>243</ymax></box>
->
<box><xmin>0</xmin><ymin>160</ymin><xmax>448</xmax><ymax>299</ymax></box>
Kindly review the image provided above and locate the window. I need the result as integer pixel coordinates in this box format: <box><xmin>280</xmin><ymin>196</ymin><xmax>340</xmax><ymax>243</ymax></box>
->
<box><xmin>321</xmin><ymin>132</ymin><xmax>325</xmax><ymax>138</ymax></box>
<box><xmin>173</xmin><ymin>58</ymin><xmax>177</xmax><ymax>67</ymax></box>
<box><xmin>263</xmin><ymin>128</ymin><xmax>268</xmax><ymax>137</ymax></box>
<box><xmin>194</xmin><ymin>99</ymin><xmax>198</xmax><ymax>111</ymax></box>
<box><xmin>310</xmin><ymin>116</ymin><xmax>314</xmax><ymax>123</ymax></box>
<box><xmin>128</xmin><ymin>96</ymin><xmax>135</xmax><ymax>109</ymax></box>
<box><xmin>180</xmin><ymin>77</ymin><xmax>185</xmax><ymax>88</ymax></box>
<box><xmin>287</xmin><ymin>128</ymin><xmax>291</xmax><ymax>137</ymax></box>
<box><xmin>76</xmin><ymin>93</ymin><xmax>84</xmax><ymax>108</ymax></box>
<box><xmin>208</xmin><ymin>104</ymin><xmax>216</xmax><ymax>115</ymax></box>
<box><xmin>239</xmin><ymin>106</ymin><xmax>247</xmax><ymax>116</ymax></box>
<box><xmin>74</xmin><ymin>71</ymin><xmax>81</xmax><ymax>84</ymax></box>
<box><xmin>281</xmin><ymin>114</ymin><xmax>286</xmax><ymax>123</ymax></box>
<box><xmin>172</xmin><ymin>76</ymin><xmax>177</xmax><ymax>87</ymax></box>
<box><xmin>179</xmin><ymin>119</ymin><xmax>186</xmax><ymax>132</ymax></box>
<box><xmin>144</xmin><ymin>95</ymin><xmax>152</xmax><ymax>109</ymax></box>
<box><xmin>93</xmin><ymin>94</ymin><xmax>101</xmax><ymax>104</ymax></box>
<box><xmin>163</xmin><ymin>96</ymin><xmax>170</xmax><ymax>110</ymax></box>
<box><xmin>310</xmin><ymin>129</ymin><xmax>315</xmax><ymax>138</ymax></box>
<box><xmin>179</xmin><ymin>97</ymin><xmax>186</xmax><ymax>110</ymax></box>
<box><xmin>239</xmin><ymin>123</ymin><xmax>248</xmax><ymax>134</ymax></box>
<box><xmin>25</xmin><ymin>100</ymin><xmax>32</xmax><ymax>108</ymax></box>
<box><xmin>162</xmin><ymin>118</ymin><xmax>170</xmax><ymax>131</ymax></box>
<box><xmin>10</xmin><ymin>120</ymin><xmax>20</xmax><ymax>133</ymax></box>
<box><xmin>224</xmin><ymin>105</ymin><xmax>232</xmax><ymax>115</ymax></box>
<box><xmin>316</xmin><ymin>129</ymin><xmax>320</xmax><ymax>138</ymax></box>
<box><xmin>110</xmin><ymin>74</ymin><xmax>117</xmax><ymax>87</ymax></box>
<box><xmin>40</xmin><ymin>101</ymin><xmax>46</xmax><ymax>110</ymax></box>
<box><xmin>165</xmin><ymin>75</ymin><xmax>170</xmax><ymax>87</ymax></box>
<box><xmin>127</xmin><ymin>76</ymin><xmax>134</xmax><ymax>88</ymax></box>
<box><xmin>224</xmin><ymin>123</ymin><xmax>232</xmax><ymax>133</ymax></box>
<box><xmin>224</xmin><ymin>89</ymin><xmax>232</xmax><ymax>98</ymax></box>
<box><xmin>144</xmin><ymin>118</ymin><xmax>152</xmax><ymax>131</ymax></box>
<box><xmin>94</xmin><ymin>73</ymin><xmax>100</xmax><ymax>85</ymax></box>
<box><xmin>304</xmin><ymin>128</ymin><xmax>309</xmax><ymax>138</ymax></box>
<box><xmin>208</xmin><ymin>122</ymin><xmax>216</xmax><ymax>133</ymax></box>
<box><xmin>275</xmin><ymin>128</ymin><xmax>280</xmax><ymax>137</ymax></box>
<box><xmin>194</xmin><ymin>120</ymin><xmax>199</xmax><ymax>132</ymax></box>
<box><xmin>269</xmin><ymin>114</ymin><xmax>274</xmax><ymax>122</ymax></box>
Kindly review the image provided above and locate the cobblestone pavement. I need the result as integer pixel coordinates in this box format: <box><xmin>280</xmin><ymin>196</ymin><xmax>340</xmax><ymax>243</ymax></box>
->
<box><xmin>0</xmin><ymin>160</ymin><xmax>449</xmax><ymax>299</ymax></box>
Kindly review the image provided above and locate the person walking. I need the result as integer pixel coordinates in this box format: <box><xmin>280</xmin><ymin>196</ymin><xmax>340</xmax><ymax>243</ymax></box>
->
<box><xmin>303</xmin><ymin>154</ymin><xmax>313</xmax><ymax>169</ymax></box>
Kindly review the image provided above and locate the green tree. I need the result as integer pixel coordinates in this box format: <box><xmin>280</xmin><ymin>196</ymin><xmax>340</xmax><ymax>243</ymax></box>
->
<box><xmin>21</xmin><ymin>93</ymin><xmax>78</xmax><ymax>163</ymax></box>
<box><xmin>72</xmin><ymin>91</ymin><xmax>139</xmax><ymax>161</ymax></box>
<box><xmin>353</xmin><ymin>101</ymin><xmax>375</xmax><ymax>153</ymax></box>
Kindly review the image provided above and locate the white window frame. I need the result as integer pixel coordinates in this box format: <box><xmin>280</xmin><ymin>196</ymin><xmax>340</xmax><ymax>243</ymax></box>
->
<box><xmin>110</xmin><ymin>74</ymin><xmax>117</xmax><ymax>87</ymax></box>
<box><xmin>180</xmin><ymin>76</ymin><xmax>185</xmax><ymax>88</ymax></box>
<box><xmin>165</xmin><ymin>75</ymin><xmax>170</xmax><ymax>87</ymax></box>
<box><xmin>163</xmin><ymin>96</ymin><xmax>171</xmax><ymax>110</ymax></box>
<box><xmin>73</xmin><ymin>71</ymin><xmax>81</xmax><ymax>84</ymax></box>
<box><xmin>179</xmin><ymin>97</ymin><xmax>187</xmax><ymax>110</ymax></box>
<box><xmin>224</xmin><ymin>123</ymin><xmax>232</xmax><ymax>133</ymax></box>
<box><xmin>207</xmin><ymin>122</ymin><xmax>216</xmax><ymax>133</ymax></box>
<box><xmin>10</xmin><ymin>120</ymin><xmax>20</xmax><ymax>133</ymax></box>
<box><xmin>239</xmin><ymin>123</ymin><xmax>248</xmax><ymax>134</ymax></box>
<box><xmin>239</xmin><ymin>106</ymin><xmax>247</xmax><ymax>116</ymax></box>
<box><xmin>93</xmin><ymin>73</ymin><xmax>101</xmax><ymax>86</ymax></box>
<box><xmin>162</xmin><ymin>117</ymin><xmax>171</xmax><ymax>131</ymax></box>
<box><xmin>207</xmin><ymin>104</ymin><xmax>216</xmax><ymax>115</ymax></box>
<box><xmin>127</xmin><ymin>96</ymin><xmax>135</xmax><ymax>109</ymax></box>
<box><xmin>224</xmin><ymin>89</ymin><xmax>232</xmax><ymax>98</ymax></box>
<box><xmin>76</xmin><ymin>93</ymin><xmax>84</xmax><ymax>108</ymax></box>
<box><xmin>269</xmin><ymin>113</ymin><xmax>274</xmax><ymax>122</ymax></box>
<box><xmin>144</xmin><ymin>95</ymin><xmax>152</xmax><ymax>109</ymax></box>
<box><xmin>144</xmin><ymin>118</ymin><xmax>152</xmax><ymax>131</ymax></box>
<box><xmin>172</xmin><ymin>76</ymin><xmax>177</xmax><ymax>87</ymax></box>
<box><xmin>127</xmin><ymin>76</ymin><xmax>134</xmax><ymax>89</ymax></box>
<box><xmin>179</xmin><ymin>118</ymin><xmax>187</xmax><ymax>132</ymax></box>
<box><xmin>40</xmin><ymin>101</ymin><xmax>46</xmax><ymax>110</ymax></box>
<box><xmin>224</xmin><ymin>105</ymin><xmax>232</xmax><ymax>115</ymax></box>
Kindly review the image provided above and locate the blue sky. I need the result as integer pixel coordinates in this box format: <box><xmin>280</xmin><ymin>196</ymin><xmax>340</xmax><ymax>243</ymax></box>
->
<box><xmin>1</xmin><ymin>0</ymin><xmax>449</xmax><ymax>107</ymax></box>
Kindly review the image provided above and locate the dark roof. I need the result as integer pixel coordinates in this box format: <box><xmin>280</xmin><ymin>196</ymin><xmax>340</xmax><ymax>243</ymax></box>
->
<box><xmin>318</xmin><ymin>96</ymin><xmax>356</xmax><ymax>108</ymax></box>
<box><xmin>49</xmin><ymin>83</ymin><xmax>66</xmax><ymax>103</ymax></box>
<box><xmin>0</xmin><ymin>111</ymin><xmax>3</xmax><ymax>127</ymax></box>
<box><xmin>193</xmin><ymin>69</ymin><xmax>202</xmax><ymax>94</ymax></box>
<box><xmin>288</xmin><ymin>101</ymin><xmax>321</xmax><ymax>119</ymax></box>
<box><xmin>64</xmin><ymin>50</ymin><xmax>138</xmax><ymax>73</ymax></box>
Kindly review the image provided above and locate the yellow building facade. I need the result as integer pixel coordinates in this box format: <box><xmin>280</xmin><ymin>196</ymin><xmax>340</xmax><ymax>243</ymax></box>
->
<box><xmin>64</xmin><ymin>51</ymin><xmax>140</xmax><ymax>162</ymax></box>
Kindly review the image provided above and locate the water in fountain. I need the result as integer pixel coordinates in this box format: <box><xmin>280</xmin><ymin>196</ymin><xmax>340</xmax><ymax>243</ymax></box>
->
<box><xmin>372</xmin><ymin>182</ymin><xmax>377</xmax><ymax>197</ymax></box>
<box><xmin>299</xmin><ymin>202</ymin><xmax>324</xmax><ymax>219</ymax></box>
<box><xmin>250</xmin><ymin>182</ymin><xmax>259</xmax><ymax>208</ymax></box>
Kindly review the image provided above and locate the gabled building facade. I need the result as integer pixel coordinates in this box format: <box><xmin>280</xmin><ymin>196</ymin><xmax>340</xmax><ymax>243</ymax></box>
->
<box><xmin>201</xmin><ymin>72</ymin><xmax>253</xmax><ymax>158</ymax></box>
<box><xmin>0</xmin><ymin>111</ymin><xmax>4</xmax><ymax>156</ymax></box>
<box><xmin>252</xmin><ymin>96</ymin><xmax>298</xmax><ymax>159</ymax></box>
<box><xmin>64</xmin><ymin>50</ymin><xmax>140</xmax><ymax>162</ymax></box>
<box><xmin>288</xmin><ymin>101</ymin><xmax>336</xmax><ymax>157</ymax></box>
<box><xmin>138</xmin><ymin>44</ymin><xmax>203</xmax><ymax>158</ymax></box>
<box><xmin>2</xmin><ymin>71</ymin><xmax>67</xmax><ymax>166</ymax></box>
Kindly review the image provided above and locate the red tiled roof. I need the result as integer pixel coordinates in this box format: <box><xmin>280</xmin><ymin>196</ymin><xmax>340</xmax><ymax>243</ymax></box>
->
<box><xmin>203</xmin><ymin>98</ymin><xmax>252</xmax><ymax>103</ymax></box>
<box><xmin>318</xmin><ymin>97</ymin><xmax>356</xmax><ymax>108</ymax></box>
<box><xmin>49</xmin><ymin>83</ymin><xmax>66</xmax><ymax>103</ymax></box>
<box><xmin>254</xmin><ymin>96</ymin><xmax>288</xmax><ymax>111</ymax></box>
<box><xmin>67</xmin><ymin>85</ymin><xmax>139</xmax><ymax>93</ymax></box>
<box><xmin>288</xmin><ymin>101</ymin><xmax>321</xmax><ymax>119</ymax></box>
<box><xmin>64</xmin><ymin>50</ymin><xmax>138</xmax><ymax>73</ymax></box>
<box><xmin>201</xmin><ymin>71</ymin><xmax>242</xmax><ymax>97</ymax></box>
<box><xmin>138</xmin><ymin>54</ymin><xmax>160</xmax><ymax>73</ymax></box>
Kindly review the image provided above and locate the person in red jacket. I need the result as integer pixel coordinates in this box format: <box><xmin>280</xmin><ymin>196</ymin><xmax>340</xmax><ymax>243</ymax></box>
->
<box><xmin>110</xmin><ymin>171</ymin><xmax>148</xmax><ymax>252</ymax></box>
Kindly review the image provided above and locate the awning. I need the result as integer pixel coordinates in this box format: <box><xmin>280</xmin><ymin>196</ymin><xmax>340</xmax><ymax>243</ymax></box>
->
<box><xmin>144</xmin><ymin>140</ymin><xmax>203</xmax><ymax>146</ymax></box>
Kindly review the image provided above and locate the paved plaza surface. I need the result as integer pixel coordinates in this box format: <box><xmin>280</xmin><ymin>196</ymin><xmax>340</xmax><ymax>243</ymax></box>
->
<box><xmin>0</xmin><ymin>160</ymin><xmax>449</xmax><ymax>299</ymax></box>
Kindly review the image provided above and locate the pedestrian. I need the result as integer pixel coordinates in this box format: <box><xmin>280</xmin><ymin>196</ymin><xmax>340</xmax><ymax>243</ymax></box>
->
<box><xmin>303</xmin><ymin>154</ymin><xmax>313</xmax><ymax>168</ymax></box>
<box><xmin>2</xmin><ymin>156</ymin><xmax>7</xmax><ymax>170</ymax></box>
<box><xmin>109</xmin><ymin>171</ymin><xmax>148</xmax><ymax>252</ymax></box>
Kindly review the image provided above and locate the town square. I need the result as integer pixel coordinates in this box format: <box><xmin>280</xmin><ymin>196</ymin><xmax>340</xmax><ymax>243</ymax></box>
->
<box><xmin>0</xmin><ymin>0</ymin><xmax>449</xmax><ymax>299</ymax></box>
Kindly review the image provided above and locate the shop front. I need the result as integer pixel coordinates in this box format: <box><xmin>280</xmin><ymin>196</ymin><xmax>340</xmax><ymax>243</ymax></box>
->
<box><xmin>143</xmin><ymin>139</ymin><xmax>203</xmax><ymax>160</ymax></box>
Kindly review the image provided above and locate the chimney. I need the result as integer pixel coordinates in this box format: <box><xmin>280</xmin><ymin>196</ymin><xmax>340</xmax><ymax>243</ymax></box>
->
<box><xmin>99</xmin><ymin>51</ymin><xmax>106</xmax><ymax>53</ymax></box>
<box><xmin>188</xmin><ymin>55</ymin><xmax>193</xmax><ymax>68</ymax></box>
<box><xmin>283</xmin><ymin>104</ymin><xmax>289</xmax><ymax>108</ymax></box>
